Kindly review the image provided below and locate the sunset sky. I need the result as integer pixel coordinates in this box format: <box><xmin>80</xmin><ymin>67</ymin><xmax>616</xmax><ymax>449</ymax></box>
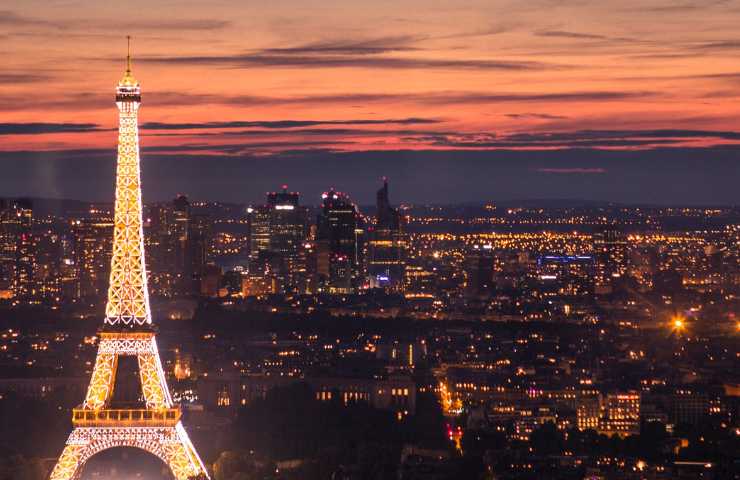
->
<box><xmin>2</xmin><ymin>0</ymin><xmax>740</xmax><ymax>204</ymax></box>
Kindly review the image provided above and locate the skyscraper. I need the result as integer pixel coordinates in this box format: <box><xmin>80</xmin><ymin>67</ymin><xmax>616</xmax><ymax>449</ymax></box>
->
<box><xmin>187</xmin><ymin>212</ymin><xmax>212</xmax><ymax>295</ymax></box>
<box><xmin>172</xmin><ymin>195</ymin><xmax>190</xmax><ymax>291</ymax></box>
<box><xmin>367</xmin><ymin>179</ymin><xmax>406</xmax><ymax>291</ymax></box>
<box><xmin>145</xmin><ymin>197</ymin><xmax>188</xmax><ymax>297</ymax></box>
<box><xmin>316</xmin><ymin>189</ymin><xmax>363</xmax><ymax>293</ymax></box>
<box><xmin>247</xmin><ymin>186</ymin><xmax>308</xmax><ymax>293</ymax></box>
<box><xmin>0</xmin><ymin>199</ymin><xmax>35</xmax><ymax>302</ymax></box>
<box><xmin>248</xmin><ymin>204</ymin><xmax>271</xmax><ymax>258</ymax></box>
<box><xmin>464</xmin><ymin>244</ymin><xmax>495</xmax><ymax>298</ymax></box>
<box><xmin>72</xmin><ymin>210</ymin><xmax>114</xmax><ymax>301</ymax></box>
<box><xmin>0</xmin><ymin>200</ymin><xmax>19</xmax><ymax>300</ymax></box>
<box><xmin>594</xmin><ymin>226</ymin><xmax>628</xmax><ymax>294</ymax></box>
<box><xmin>147</xmin><ymin>195</ymin><xmax>212</xmax><ymax>297</ymax></box>
<box><xmin>266</xmin><ymin>186</ymin><xmax>308</xmax><ymax>291</ymax></box>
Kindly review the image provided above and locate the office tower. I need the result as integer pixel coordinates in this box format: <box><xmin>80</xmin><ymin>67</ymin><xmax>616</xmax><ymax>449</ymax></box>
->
<box><xmin>464</xmin><ymin>244</ymin><xmax>495</xmax><ymax>298</ymax></box>
<box><xmin>316</xmin><ymin>189</ymin><xmax>362</xmax><ymax>293</ymax></box>
<box><xmin>300</xmin><ymin>240</ymin><xmax>319</xmax><ymax>294</ymax></box>
<box><xmin>148</xmin><ymin>195</ymin><xmax>213</xmax><ymax>297</ymax></box>
<box><xmin>172</xmin><ymin>194</ymin><xmax>190</xmax><ymax>290</ymax></box>
<box><xmin>267</xmin><ymin>186</ymin><xmax>308</xmax><ymax>291</ymax></box>
<box><xmin>72</xmin><ymin>212</ymin><xmax>114</xmax><ymax>301</ymax></box>
<box><xmin>187</xmin><ymin>212</ymin><xmax>212</xmax><ymax>295</ymax></box>
<box><xmin>266</xmin><ymin>187</ymin><xmax>306</xmax><ymax>253</ymax></box>
<box><xmin>146</xmin><ymin>195</ymin><xmax>191</xmax><ymax>296</ymax></box>
<box><xmin>58</xmin><ymin>233</ymin><xmax>77</xmax><ymax>302</ymax></box>
<box><xmin>247</xmin><ymin>205</ymin><xmax>271</xmax><ymax>258</ymax></box>
<box><xmin>13</xmin><ymin>199</ymin><xmax>34</xmax><ymax>302</ymax></box>
<box><xmin>367</xmin><ymin>179</ymin><xmax>406</xmax><ymax>290</ymax></box>
<box><xmin>593</xmin><ymin>226</ymin><xmax>628</xmax><ymax>294</ymax></box>
<box><xmin>0</xmin><ymin>200</ymin><xmax>18</xmax><ymax>299</ymax></box>
<box><xmin>145</xmin><ymin>203</ymin><xmax>173</xmax><ymax>297</ymax></box>
<box><xmin>33</xmin><ymin>227</ymin><xmax>65</xmax><ymax>304</ymax></box>
<box><xmin>0</xmin><ymin>199</ymin><xmax>35</xmax><ymax>302</ymax></box>
<box><xmin>247</xmin><ymin>187</ymin><xmax>308</xmax><ymax>292</ymax></box>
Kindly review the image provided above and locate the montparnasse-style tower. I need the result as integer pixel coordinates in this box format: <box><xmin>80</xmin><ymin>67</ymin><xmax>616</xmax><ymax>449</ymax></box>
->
<box><xmin>49</xmin><ymin>38</ymin><xmax>210</xmax><ymax>480</ymax></box>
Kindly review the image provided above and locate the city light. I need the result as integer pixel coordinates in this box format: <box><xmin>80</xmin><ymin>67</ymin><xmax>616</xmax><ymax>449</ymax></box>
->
<box><xmin>1</xmin><ymin>6</ymin><xmax>739</xmax><ymax>479</ymax></box>
<box><xmin>672</xmin><ymin>315</ymin><xmax>686</xmax><ymax>332</ymax></box>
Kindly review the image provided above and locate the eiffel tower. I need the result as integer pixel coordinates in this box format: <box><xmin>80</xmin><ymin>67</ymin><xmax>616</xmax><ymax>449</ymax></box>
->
<box><xmin>49</xmin><ymin>38</ymin><xmax>210</xmax><ymax>480</ymax></box>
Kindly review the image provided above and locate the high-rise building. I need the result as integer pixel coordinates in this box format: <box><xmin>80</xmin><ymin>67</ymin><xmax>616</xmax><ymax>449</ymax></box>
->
<box><xmin>316</xmin><ymin>189</ymin><xmax>363</xmax><ymax>293</ymax></box>
<box><xmin>464</xmin><ymin>245</ymin><xmax>495</xmax><ymax>298</ymax></box>
<box><xmin>593</xmin><ymin>226</ymin><xmax>628</xmax><ymax>294</ymax></box>
<box><xmin>187</xmin><ymin>212</ymin><xmax>212</xmax><ymax>295</ymax></box>
<box><xmin>268</xmin><ymin>186</ymin><xmax>308</xmax><ymax>291</ymax></box>
<box><xmin>247</xmin><ymin>205</ymin><xmax>271</xmax><ymax>258</ymax></box>
<box><xmin>0</xmin><ymin>199</ymin><xmax>35</xmax><ymax>302</ymax></box>
<box><xmin>266</xmin><ymin>187</ymin><xmax>306</xmax><ymax>254</ymax></box>
<box><xmin>148</xmin><ymin>195</ymin><xmax>213</xmax><ymax>297</ymax></box>
<box><xmin>72</xmin><ymin>209</ymin><xmax>114</xmax><ymax>301</ymax></box>
<box><xmin>13</xmin><ymin>200</ymin><xmax>34</xmax><ymax>302</ymax></box>
<box><xmin>171</xmin><ymin>194</ymin><xmax>190</xmax><ymax>286</ymax></box>
<box><xmin>367</xmin><ymin>179</ymin><xmax>406</xmax><ymax>290</ymax></box>
<box><xmin>247</xmin><ymin>186</ymin><xmax>308</xmax><ymax>293</ymax></box>
<box><xmin>145</xmin><ymin>197</ymin><xmax>189</xmax><ymax>297</ymax></box>
<box><xmin>33</xmin><ymin>227</ymin><xmax>65</xmax><ymax>304</ymax></box>
<box><xmin>0</xmin><ymin>200</ymin><xmax>19</xmax><ymax>300</ymax></box>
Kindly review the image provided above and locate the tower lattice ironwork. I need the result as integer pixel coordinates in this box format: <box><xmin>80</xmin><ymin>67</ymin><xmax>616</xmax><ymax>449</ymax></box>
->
<box><xmin>48</xmin><ymin>38</ymin><xmax>210</xmax><ymax>480</ymax></box>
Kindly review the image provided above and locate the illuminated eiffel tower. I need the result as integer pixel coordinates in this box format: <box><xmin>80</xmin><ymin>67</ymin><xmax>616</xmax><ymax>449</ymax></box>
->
<box><xmin>49</xmin><ymin>38</ymin><xmax>209</xmax><ymax>480</ymax></box>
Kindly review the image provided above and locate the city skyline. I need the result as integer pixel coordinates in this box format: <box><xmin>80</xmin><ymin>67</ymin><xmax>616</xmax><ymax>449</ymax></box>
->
<box><xmin>2</xmin><ymin>0</ymin><xmax>740</xmax><ymax>204</ymax></box>
<box><xmin>1</xmin><ymin>3</ymin><xmax>739</xmax><ymax>480</ymax></box>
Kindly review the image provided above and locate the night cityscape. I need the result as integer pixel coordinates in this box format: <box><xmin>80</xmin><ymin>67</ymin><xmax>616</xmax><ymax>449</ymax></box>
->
<box><xmin>1</xmin><ymin>1</ymin><xmax>739</xmax><ymax>480</ymax></box>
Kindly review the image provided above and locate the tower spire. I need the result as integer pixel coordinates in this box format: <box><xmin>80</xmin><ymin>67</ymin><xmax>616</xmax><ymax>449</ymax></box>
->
<box><xmin>119</xmin><ymin>35</ymin><xmax>138</xmax><ymax>87</ymax></box>
<box><xmin>126</xmin><ymin>35</ymin><xmax>132</xmax><ymax>75</ymax></box>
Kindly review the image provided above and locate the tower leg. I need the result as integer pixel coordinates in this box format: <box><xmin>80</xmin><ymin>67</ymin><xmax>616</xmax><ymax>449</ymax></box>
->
<box><xmin>137</xmin><ymin>336</ymin><xmax>172</xmax><ymax>409</ymax></box>
<box><xmin>48</xmin><ymin>441</ymin><xmax>85</xmax><ymax>480</ymax></box>
<box><xmin>82</xmin><ymin>352</ymin><xmax>117</xmax><ymax>410</ymax></box>
<box><xmin>48</xmin><ymin>425</ymin><xmax>209</xmax><ymax>480</ymax></box>
<box><xmin>165</xmin><ymin>422</ymin><xmax>211</xmax><ymax>480</ymax></box>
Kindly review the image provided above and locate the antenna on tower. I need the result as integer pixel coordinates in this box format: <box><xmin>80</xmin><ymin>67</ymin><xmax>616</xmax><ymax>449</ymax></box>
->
<box><xmin>126</xmin><ymin>35</ymin><xmax>132</xmax><ymax>74</ymax></box>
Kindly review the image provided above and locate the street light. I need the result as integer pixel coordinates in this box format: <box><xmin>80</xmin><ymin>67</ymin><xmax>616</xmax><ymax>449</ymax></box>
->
<box><xmin>670</xmin><ymin>315</ymin><xmax>686</xmax><ymax>334</ymax></box>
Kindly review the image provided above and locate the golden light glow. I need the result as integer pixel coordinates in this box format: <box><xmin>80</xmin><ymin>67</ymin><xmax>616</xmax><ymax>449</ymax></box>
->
<box><xmin>105</xmin><ymin>42</ymin><xmax>150</xmax><ymax>327</ymax></box>
<box><xmin>49</xmin><ymin>49</ymin><xmax>209</xmax><ymax>480</ymax></box>
<box><xmin>72</xmin><ymin>408</ymin><xmax>181</xmax><ymax>427</ymax></box>
<box><xmin>82</xmin><ymin>351</ymin><xmax>117</xmax><ymax>410</ymax></box>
